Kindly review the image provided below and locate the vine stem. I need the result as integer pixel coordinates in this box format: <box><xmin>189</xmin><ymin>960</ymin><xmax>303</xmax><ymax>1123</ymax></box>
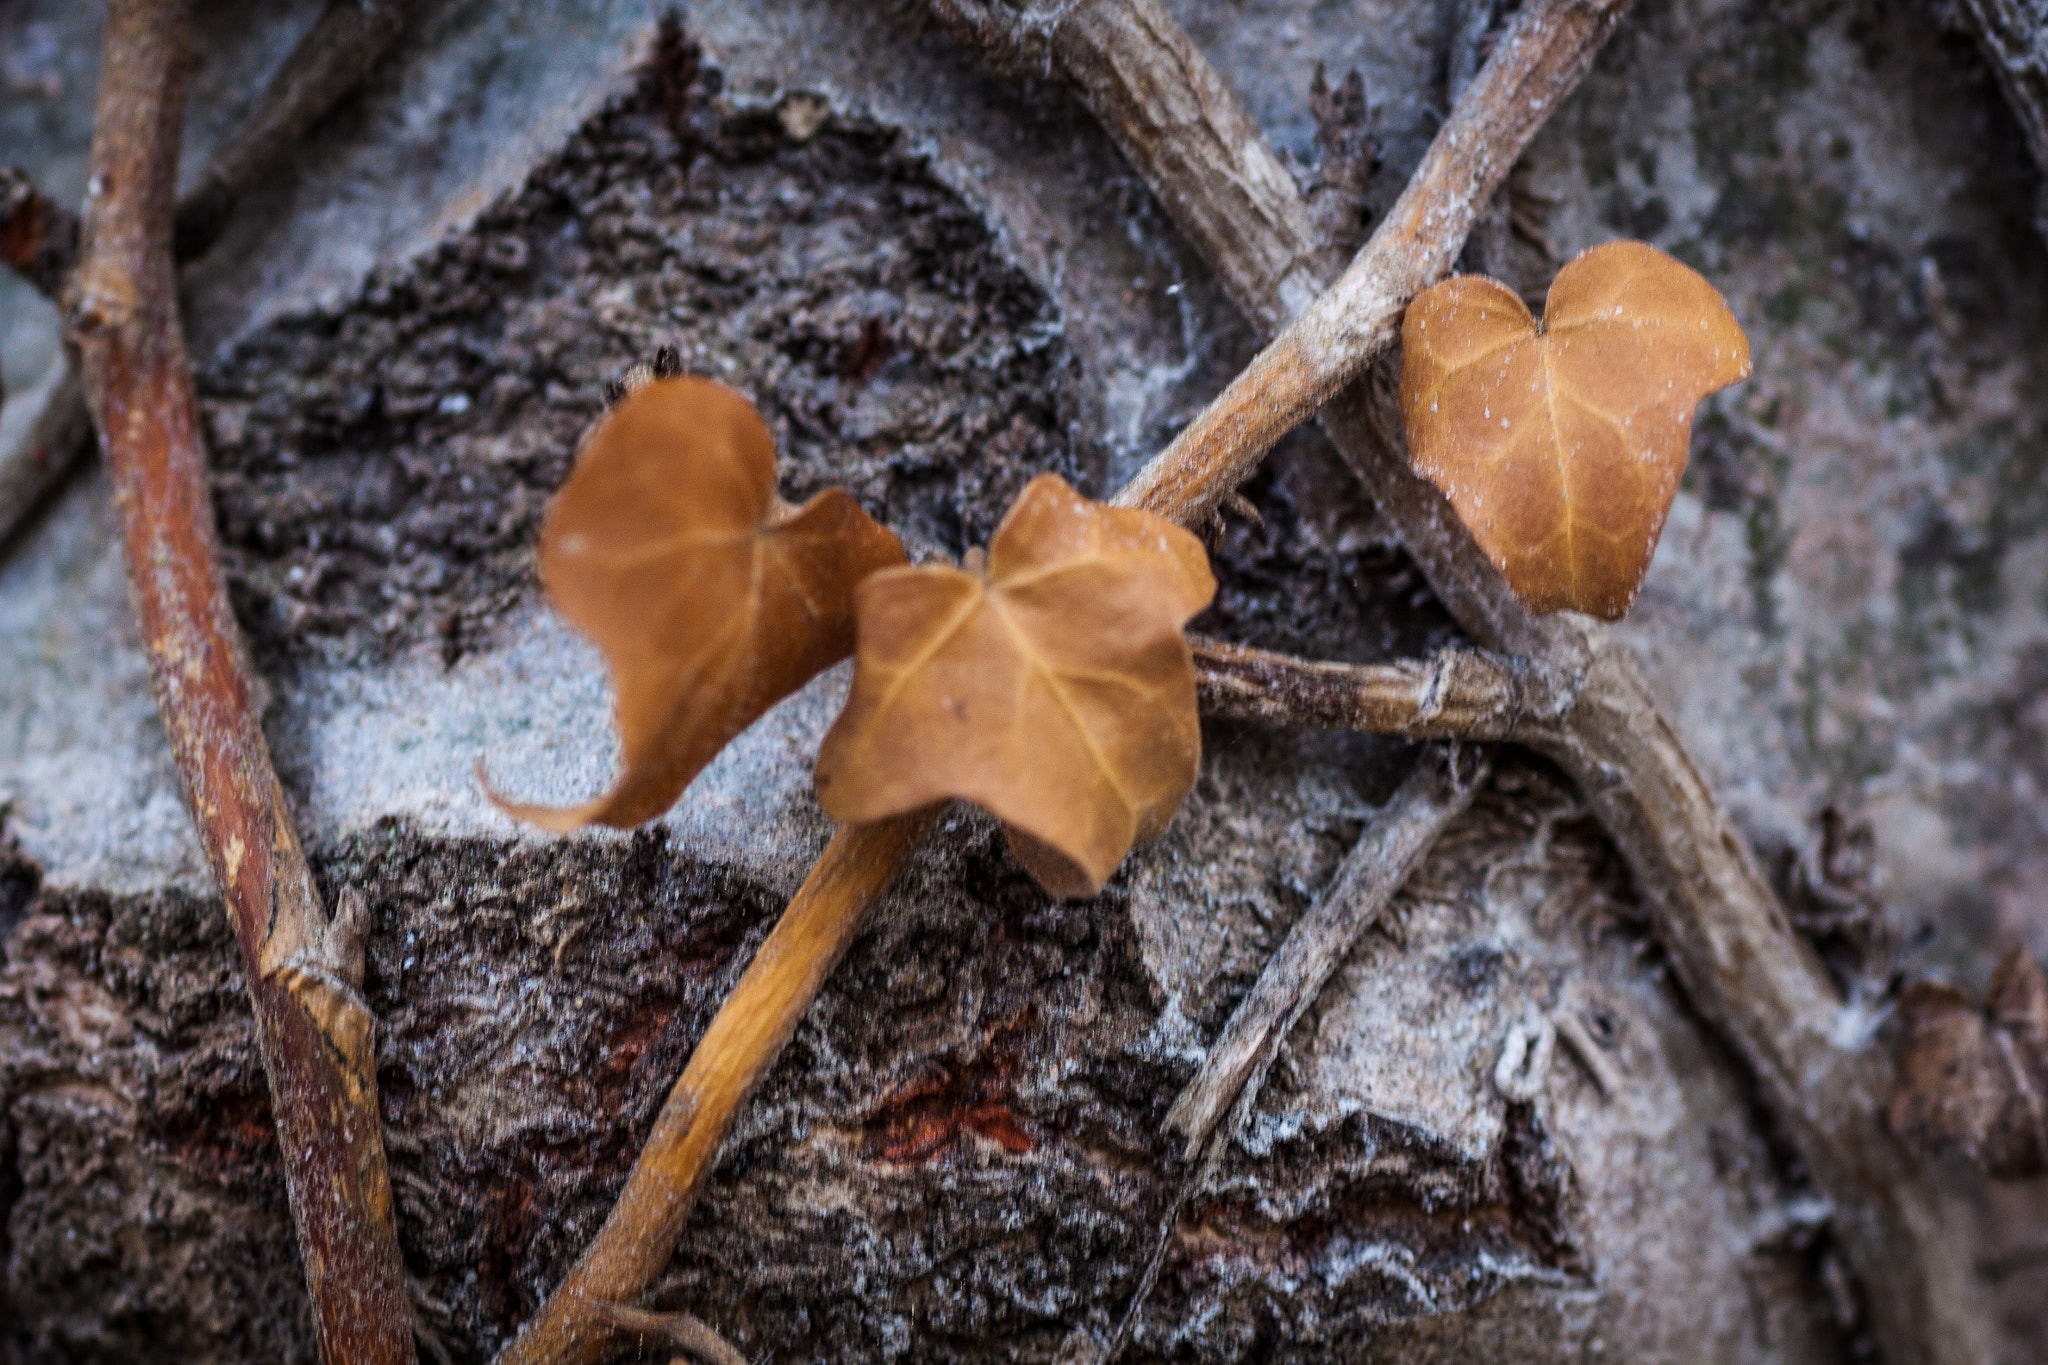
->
<box><xmin>498</xmin><ymin>4</ymin><xmax>1637</xmax><ymax>1358</ymax></box>
<box><xmin>65</xmin><ymin>2</ymin><xmax>414</xmax><ymax>1361</ymax></box>
<box><xmin>930</xmin><ymin>1</ymin><xmax>1992</xmax><ymax>1362</ymax></box>
<box><xmin>498</xmin><ymin>807</ymin><xmax>940</xmax><ymax>1365</ymax></box>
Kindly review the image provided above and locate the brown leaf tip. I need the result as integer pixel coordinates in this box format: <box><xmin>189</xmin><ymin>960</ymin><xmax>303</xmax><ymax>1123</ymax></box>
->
<box><xmin>489</xmin><ymin>377</ymin><xmax>904</xmax><ymax>832</ymax></box>
<box><xmin>1400</xmin><ymin>239</ymin><xmax>1752</xmax><ymax>620</ymax></box>
<box><xmin>815</xmin><ymin>475</ymin><xmax>1216</xmax><ymax>899</ymax></box>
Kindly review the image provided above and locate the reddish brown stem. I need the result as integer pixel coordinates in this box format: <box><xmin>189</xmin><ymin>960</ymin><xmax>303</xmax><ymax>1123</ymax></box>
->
<box><xmin>64</xmin><ymin>3</ymin><xmax>414</xmax><ymax>1362</ymax></box>
<box><xmin>497</xmin><ymin>807</ymin><xmax>941</xmax><ymax>1365</ymax></box>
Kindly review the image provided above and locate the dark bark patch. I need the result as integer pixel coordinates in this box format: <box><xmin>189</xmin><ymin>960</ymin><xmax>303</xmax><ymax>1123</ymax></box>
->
<box><xmin>197</xmin><ymin>32</ymin><xmax>1085</xmax><ymax>668</ymax></box>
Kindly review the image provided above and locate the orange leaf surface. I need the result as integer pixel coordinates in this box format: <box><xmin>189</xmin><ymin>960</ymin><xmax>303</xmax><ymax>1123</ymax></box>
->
<box><xmin>491</xmin><ymin>377</ymin><xmax>904</xmax><ymax>831</ymax></box>
<box><xmin>1399</xmin><ymin>239</ymin><xmax>1752</xmax><ymax>620</ymax></box>
<box><xmin>813</xmin><ymin>475</ymin><xmax>1216</xmax><ymax>898</ymax></box>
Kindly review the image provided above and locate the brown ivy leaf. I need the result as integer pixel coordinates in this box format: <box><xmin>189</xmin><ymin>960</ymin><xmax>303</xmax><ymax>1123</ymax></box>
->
<box><xmin>813</xmin><ymin>474</ymin><xmax>1215</xmax><ymax>898</ymax></box>
<box><xmin>1889</xmin><ymin>947</ymin><xmax>2048</xmax><ymax>1179</ymax></box>
<box><xmin>490</xmin><ymin>377</ymin><xmax>904</xmax><ymax>831</ymax></box>
<box><xmin>1399</xmin><ymin>239</ymin><xmax>1752</xmax><ymax>620</ymax></box>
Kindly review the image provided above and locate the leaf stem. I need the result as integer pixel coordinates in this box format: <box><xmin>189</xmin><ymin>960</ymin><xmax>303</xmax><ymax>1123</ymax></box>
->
<box><xmin>497</xmin><ymin>807</ymin><xmax>941</xmax><ymax>1365</ymax></box>
<box><xmin>65</xmin><ymin>2</ymin><xmax>414</xmax><ymax>1361</ymax></box>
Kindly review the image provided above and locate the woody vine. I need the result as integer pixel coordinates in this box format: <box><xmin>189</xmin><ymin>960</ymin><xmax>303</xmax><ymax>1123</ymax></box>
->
<box><xmin>6</xmin><ymin>1</ymin><xmax>2036</xmax><ymax>1364</ymax></box>
<box><xmin>481</xmin><ymin>237</ymin><xmax>1749</xmax><ymax>1364</ymax></box>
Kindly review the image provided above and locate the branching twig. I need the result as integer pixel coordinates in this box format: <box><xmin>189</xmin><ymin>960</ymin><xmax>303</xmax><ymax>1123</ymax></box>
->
<box><xmin>1164</xmin><ymin>747</ymin><xmax>1489</xmax><ymax>1155</ymax></box>
<box><xmin>932</xmin><ymin>2</ymin><xmax>1990</xmax><ymax>1362</ymax></box>
<box><xmin>586</xmin><ymin>1303</ymin><xmax>749</xmax><ymax>1365</ymax></box>
<box><xmin>1104</xmin><ymin>0</ymin><xmax>1630</xmax><ymax>528</ymax></box>
<box><xmin>0</xmin><ymin>0</ymin><xmax>425</xmax><ymax>549</ymax></box>
<box><xmin>64</xmin><ymin>3</ymin><xmax>415</xmax><ymax>1361</ymax></box>
<box><xmin>496</xmin><ymin>9</ymin><xmax>1597</xmax><ymax>1357</ymax></box>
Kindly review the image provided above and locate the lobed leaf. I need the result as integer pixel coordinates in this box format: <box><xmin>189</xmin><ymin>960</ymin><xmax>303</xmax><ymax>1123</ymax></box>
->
<box><xmin>813</xmin><ymin>475</ymin><xmax>1216</xmax><ymax>898</ymax></box>
<box><xmin>491</xmin><ymin>377</ymin><xmax>905</xmax><ymax>831</ymax></box>
<box><xmin>1399</xmin><ymin>239</ymin><xmax>1752</xmax><ymax>620</ymax></box>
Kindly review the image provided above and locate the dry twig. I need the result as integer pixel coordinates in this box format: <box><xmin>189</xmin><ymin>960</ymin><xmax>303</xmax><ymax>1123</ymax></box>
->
<box><xmin>64</xmin><ymin>3</ymin><xmax>414</xmax><ymax>1360</ymax></box>
<box><xmin>0</xmin><ymin>360</ymin><xmax>90</xmax><ymax>554</ymax></box>
<box><xmin>0</xmin><ymin>0</ymin><xmax>425</xmax><ymax>547</ymax></box>
<box><xmin>173</xmin><ymin>0</ymin><xmax>430</xmax><ymax>258</ymax></box>
<box><xmin>585</xmin><ymin>1303</ymin><xmax>750</xmax><ymax>1365</ymax></box>
<box><xmin>1164</xmin><ymin>748</ymin><xmax>1489</xmax><ymax>1155</ymax></box>
<box><xmin>1191</xmin><ymin>634</ymin><xmax>1532</xmax><ymax>740</ymax></box>
<box><xmin>930</xmin><ymin>1</ymin><xmax>1989</xmax><ymax>1361</ymax></box>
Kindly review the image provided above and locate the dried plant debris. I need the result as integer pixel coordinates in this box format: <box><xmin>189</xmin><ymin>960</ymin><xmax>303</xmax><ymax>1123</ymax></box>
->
<box><xmin>815</xmin><ymin>475</ymin><xmax>1215</xmax><ymax>897</ymax></box>
<box><xmin>1889</xmin><ymin>946</ymin><xmax>2048</xmax><ymax>1178</ymax></box>
<box><xmin>1399</xmin><ymin>240</ymin><xmax>1751</xmax><ymax>619</ymax></box>
<box><xmin>488</xmin><ymin>378</ymin><xmax>902</xmax><ymax>830</ymax></box>
<box><xmin>197</xmin><ymin>33</ymin><xmax>1080</xmax><ymax>666</ymax></box>
<box><xmin>1762</xmin><ymin>805</ymin><xmax>1897</xmax><ymax>994</ymax></box>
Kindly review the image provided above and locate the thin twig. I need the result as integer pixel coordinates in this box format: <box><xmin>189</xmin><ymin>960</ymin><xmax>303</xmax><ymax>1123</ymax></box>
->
<box><xmin>497</xmin><ymin>807</ymin><xmax>941</xmax><ymax>1365</ymax></box>
<box><xmin>0</xmin><ymin>0</ymin><xmax>424</xmax><ymax>548</ymax></box>
<box><xmin>0</xmin><ymin>360</ymin><xmax>90</xmax><ymax>554</ymax></box>
<box><xmin>173</xmin><ymin>0</ymin><xmax>430</xmax><ymax>259</ymax></box>
<box><xmin>1554</xmin><ymin>1007</ymin><xmax>1622</xmax><ymax>1098</ymax></box>
<box><xmin>1952</xmin><ymin>1</ymin><xmax>2048</xmax><ymax>190</ymax></box>
<box><xmin>586</xmin><ymin>1303</ymin><xmax>750</xmax><ymax>1365</ymax></box>
<box><xmin>932</xmin><ymin>2</ymin><xmax>1990</xmax><ymax>1362</ymax></box>
<box><xmin>64</xmin><ymin>3</ymin><xmax>415</xmax><ymax>1361</ymax></box>
<box><xmin>1100</xmin><ymin>752</ymin><xmax>1488</xmax><ymax>1362</ymax></box>
<box><xmin>1191</xmin><ymin>634</ymin><xmax>1536</xmax><ymax>741</ymax></box>
<box><xmin>1165</xmin><ymin>747</ymin><xmax>1488</xmax><ymax>1154</ymax></box>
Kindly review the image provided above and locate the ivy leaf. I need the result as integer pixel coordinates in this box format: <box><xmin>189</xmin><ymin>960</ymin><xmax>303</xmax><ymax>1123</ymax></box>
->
<box><xmin>491</xmin><ymin>377</ymin><xmax>905</xmax><ymax>831</ymax></box>
<box><xmin>1399</xmin><ymin>239</ymin><xmax>1752</xmax><ymax>620</ymax></box>
<box><xmin>813</xmin><ymin>474</ymin><xmax>1216</xmax><ymax>898</ymax></box>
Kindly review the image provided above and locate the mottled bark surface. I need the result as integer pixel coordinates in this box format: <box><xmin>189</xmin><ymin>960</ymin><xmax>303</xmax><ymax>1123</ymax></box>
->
<box><xmin>3</xmin><ymin>1</ymin><xmax>2047</xmax><ymax>1362</ymax></box>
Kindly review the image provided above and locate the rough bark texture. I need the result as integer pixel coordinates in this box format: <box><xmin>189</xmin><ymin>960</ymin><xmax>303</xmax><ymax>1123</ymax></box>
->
<box><xmin>4</xmin><ymin>1</ymin><xmax>2048</xmax><ymax>1362</ymax></box>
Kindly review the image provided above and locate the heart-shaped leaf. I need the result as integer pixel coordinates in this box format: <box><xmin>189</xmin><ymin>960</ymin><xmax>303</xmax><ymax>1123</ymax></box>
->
<box><xmin>1399</xmin><ymin>239</ymin><xmax>1752</xmax><ymax>620</ymax></box>
<box><xmin>813</xmin><ymin>474</ymin><xmax>1216</xmax><ymax>898</ymax></box>
<box><xmin>491</xmin><ymin>377</ymin><xmax>905</xmax><ymax>831</ymax></box>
